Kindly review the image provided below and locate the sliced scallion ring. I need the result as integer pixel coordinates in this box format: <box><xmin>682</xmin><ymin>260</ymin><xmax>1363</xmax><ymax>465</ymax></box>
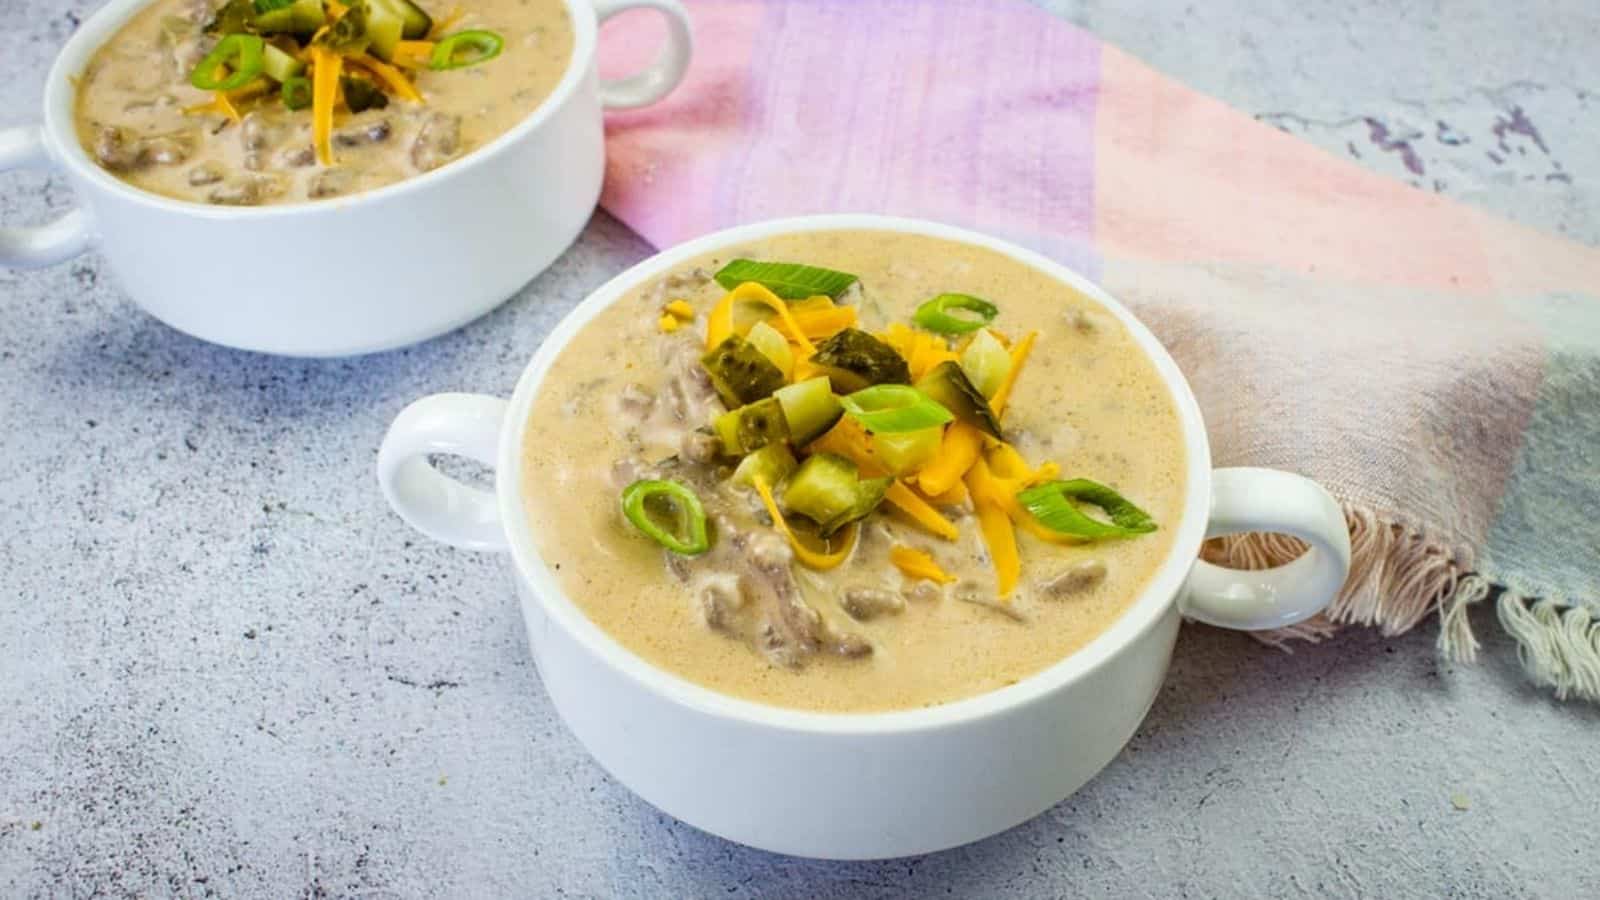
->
<box><xmin>620</xmin><ymin>479</ymin><xmax>711</xmax><ymax>555</ymax></box>
<box><xmin>839</xmin><ymin>384</ymin><xmax>952</xmax><ymax>434</ymax></box>
<box><xmin>280</xmin><ymin>75</ymin><xmax>313</xmax><ymax>110</ymax></box>
<box><xmin>913</xmin><ymin>293</ymin><xmax>998</xmax><ymax>335</ymax></box>
<box><xmin>430</xmin><ymin>29</ymin><xmax>505</xmax><ymax>70</ymax></box>
<box><xmin>190</xmin><ymin>33</ymin><xmax>267</xmax><ymax>92</ymax></box>
<box><xmin>1015</xmin><ymin>479</ymin><xmax>1157</xmax><ymax>540</ymax></box>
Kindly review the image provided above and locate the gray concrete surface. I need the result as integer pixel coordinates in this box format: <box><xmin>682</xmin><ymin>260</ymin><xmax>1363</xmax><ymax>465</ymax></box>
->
<box><xmin>2</xmin><ymin>1</ymin><xmax>1596</xmax><ymax>897</ymax></box>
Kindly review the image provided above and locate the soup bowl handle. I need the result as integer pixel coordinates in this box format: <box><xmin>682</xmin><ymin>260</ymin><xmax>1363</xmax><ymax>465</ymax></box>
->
<box><xmin>593</xmin><ymin>0</ymin><xmax>694</xmax><ymax>110</ymax></box>
<box><xmin>0</xmin><ymin>125</ymin><xmax>92</xmax><ymax>269</ymax></box>
<box><xmin>1180</xmin><ymin>467</ymin><xmax>1352</xmax><ymax>630</ymax></box>
<box><xmin>377</xmin><ymin>393</ymin><xmax>510</xmax><ymax>552</ymax></box>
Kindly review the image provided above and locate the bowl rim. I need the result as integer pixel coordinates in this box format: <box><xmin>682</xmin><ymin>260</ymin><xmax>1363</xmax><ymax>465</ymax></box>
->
<box><xmin>497</xmin><ymin>214</ymin><xmax>1214</xmax><ymax>735</ymax></box>
<box><xmin>40</xmin><ymin>0</ymin><xmax>597</xmax><ymax>218</ymax></box>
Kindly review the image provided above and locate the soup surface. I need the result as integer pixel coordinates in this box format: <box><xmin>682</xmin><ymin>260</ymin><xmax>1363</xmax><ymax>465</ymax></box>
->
<box><xmin>74</xmin><ymin>0</ymin><xmax>572</xmax><ymax>205</ymax></box>
<box><xmin>521</xmin><ymin>230</ymin><xmax>1187</xmax><ymax>714</ymax></box>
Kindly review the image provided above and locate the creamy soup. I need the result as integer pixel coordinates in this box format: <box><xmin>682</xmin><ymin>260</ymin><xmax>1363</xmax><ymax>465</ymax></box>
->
<box><xmin>521</xmin><ymin>231</ymin><xmax>1187</xmax><ymax>714</ymax></box>
<box><xmin>74</xmin><ymin>0</ymin><xmax>572</xmax><ymax>205</ymax></box>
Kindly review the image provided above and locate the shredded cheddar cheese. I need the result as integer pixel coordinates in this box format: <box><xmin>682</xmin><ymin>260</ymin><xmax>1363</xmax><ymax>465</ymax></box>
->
<box><xmin>705</xmin><ymin>282</ymin><xmax>816</xmax><ymax>354</ymax></box>
<box><xmin>658</xmin><ymin>314</ymin><xmax>681</xmax><ymax>333</ymax></box>
<box><xmin>352</xmin><ymin>54</ymin><xmax>423</xmax><ymax>103</ymax></box>
<box><xmin>890</xmin><ymin>546</ymin><xmax>957</xmax><ymax>585</ymax></box>
<box><xmin>965</xmin><ymin>456</ymin><xmax>1020</xmax><ymax>597</ymax></box>
<box><xmin>753</xmin><ymin>478</ymin><xmax>857</xmax><ymax>570</ymax></box>
<box><xmin>391</xmin><ymin>40</ymin><xmax>438</xmax><ymax>69</ymax></box>
<box><xmin>664</xmin><ymin>300</ymin><xmax>695</xmax><ymax>320</ymax></box>
<box><xmin>310</xmin><ymin>46</ymin><xmax>342</xmax><ymax>166</ymax></box>
<box><xmin>990</xmin><ymin>330</ymin><xmax>1037</xmax><ymax>417</ymax></box>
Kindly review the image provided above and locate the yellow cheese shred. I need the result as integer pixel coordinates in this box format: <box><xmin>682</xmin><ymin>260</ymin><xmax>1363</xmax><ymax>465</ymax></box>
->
<box><xmin>664</xmin><ymin>300</ymin><xmax>695</xmax><ymax>320</ymax></box>
<box><xmin>990</xmin><ymin>330</ymin><xmax>1037</xmax><ymax>418</ymax></box>
<box><xmin>657</xmin><ymin>314</ymin><xmax>681</xmax><ymax>333</ymax></box>
<box><xmin>705</xmin><ymin>282</ymin><xmax>817</xmax><ymax>355</ymax></box>
<box><xmin>310</xmin><ymin>47</ymin><xmax>342</xmax><ymax>166</ymax></box>
<box><xmin>890</xmin><ymin>546</ymin><xmax>957</xmax><ymax>585</ymax></box>
<box><xmin>753</xmin><ymin>478</ymin><xmax>857</xmax><ymax>570</ymax></box>
<box><xmin>353</xmin><ymin>53</ymin><xmax>423</xmax><ymax>103</ymax></box>
<box><xmin>391</xmin><ymin>40</ymin><xmax>437</xmax><ymax>69</ymax></box>
<box><xmin>916</xmin><ymin>422</ymin><xmax>983</xmax><ymax>497</ymax></box>
<box><xmin>964</xmin><ymin>456</ymin><xmax>1020</xmax><ymax>597</ymax></box>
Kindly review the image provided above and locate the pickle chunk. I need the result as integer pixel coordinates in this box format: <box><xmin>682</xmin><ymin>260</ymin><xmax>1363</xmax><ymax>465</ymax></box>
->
<box><xmin>809</xmin><ymin>328</ymin><xmax>911</xmax><ymax>393</ymax></box>
<box><xmin>702</xmin><ymin>335</ymin><xmax>787</xmax><ymax>408</ymax></box>
<box><xmin>713</xmin><ymin>397</ymin><xmax>790</xmax><ymax>456</ymax></box>
<box><xmin>915</xmin><ymin>361</ymin><xmax>1002</xmax><ymax>439</ymax></box>
<box><xmin>783</xmin><ymin>453</ymin><xmax>891</xmax><ymax>536</ymax></box>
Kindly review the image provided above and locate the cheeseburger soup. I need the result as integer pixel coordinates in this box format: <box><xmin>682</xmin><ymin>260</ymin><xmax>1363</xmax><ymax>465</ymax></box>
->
<box><xmin>521</xmin><ymin>231</ymin><xmax>1186</xmax><ymax>714</ymax></box>
<box><xmin>74</xmin><ymin>0</ymin><xmax>572</xmax><ymax>205</ymax></box>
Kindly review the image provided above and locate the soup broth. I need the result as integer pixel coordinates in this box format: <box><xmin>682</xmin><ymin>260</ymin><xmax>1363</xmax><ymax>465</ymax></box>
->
<box><xmin>521</xmin><ymin>230</ymin><xmax>1187</xmax><ymax>714</ymax></box>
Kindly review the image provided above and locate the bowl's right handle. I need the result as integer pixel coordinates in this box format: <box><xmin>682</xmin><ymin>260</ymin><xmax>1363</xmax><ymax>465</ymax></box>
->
<box><xmin>377</xmin><ymin>393</ymin><xmax>511</xmax><ymax>552</ymax></box>
<box><xmin>0</xmin><ymin>125</ymin><xmax>92</xmax><ymax>269</ymax></box>
<box><xmin>1180</xmin><ymin>467</ymin><xmax>1352</xmax><ymax>630</ymax></box>
<box><xmin>593</xmin><ymin>0</ymin><xmax>694</xmax><ymax>110</ymax></box>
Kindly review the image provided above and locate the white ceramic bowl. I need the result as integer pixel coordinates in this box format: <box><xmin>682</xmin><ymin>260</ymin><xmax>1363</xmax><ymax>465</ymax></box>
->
<box><xmin>377</xmin><ymin>215</ymin><xmax>1352</xmax><ymax>859</ymax></box>
<box><xmin>0</xmin><ymin>0</ymin><xmax>691</xmax><ymax>356</ymax></box>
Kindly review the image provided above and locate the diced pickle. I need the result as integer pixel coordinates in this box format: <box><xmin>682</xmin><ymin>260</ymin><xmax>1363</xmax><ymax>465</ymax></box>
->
<box><xmin>773</xmin><ymin>376</ymin><xmax>843</xmax><ymax>446</ymax></box>
<box><xmin>915</xmin><ymin>361</ymin><xmax>1002</xmax><ymax>438</ymax></box>
<box><xmin>872</xmin><ymin>427</ymin><xmax>944</xmax><ymax>475</ymax></box>
<box><xmin>713</xmin><ymin>397</ymin><xmax>790</xmax><ymax>456</ymax></box>
<box><xmin>783</xmin><ymin>453</ymin><xmax>892</xmax><ymax>536</ymax></box>
<box><xmin>960</xmin><ymin>328</ymin><xmax>1011</xmax><ymax>399</ymax></box>
<box><xmin>745</xmin><ymin>320</ymin><xmax>794</xmax><ymax>376</ymax></box>
<box><xmin>701</xmin><ymin>335</ymin><xmax>787</xmax><ymax>408</ymax></box>
<box><xmin>810</xmin><ymin>328</ymin><xmax>911</xmax><ymax>393</ymax></box>
<box><xmin>732</xmin><ymin>443</ymin><xmax>798</xmax><ymax>488</ymax></box>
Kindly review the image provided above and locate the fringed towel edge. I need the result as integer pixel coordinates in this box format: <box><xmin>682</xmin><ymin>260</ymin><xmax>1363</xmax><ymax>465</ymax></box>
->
<box><xmin>1199</xmin><ymin>503</ymin><xmax>1598</xmax><ymax>702</ymax></box>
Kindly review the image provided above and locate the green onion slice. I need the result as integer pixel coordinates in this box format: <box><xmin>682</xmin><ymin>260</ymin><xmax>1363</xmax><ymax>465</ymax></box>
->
<box><xmin>839</xmin><ymin>384</ymin><xmax>953</xmax><ymax>434</ymax></box>
<box><xmin>1016</xmin><ymin>479</ymin><xmax>1157</xmax><ymax>540</ymax></box>
<box><xmin>190</xmin><ymin>33</ymin><xmax>266</xmax><ymax>92</ymax></box>
<box><xmin>280</xmin><ymin>75</ymin><xmax>312</xmax><ymax>110</ymax></box>
<box><xmin>621</xmin><ymin>479</ymin><xmax>711</xmax><ymax>555</ymax></box>
<box><xmin>430</xmin><ymin>30</ymin><xmax>505</xmax><ymax>70</ymax></box>
<box><xmin>913</xmin><ymin>293</ymin><xmax>998</xmax><ymax>335</ymax></box>
<box><xmin>713</xmin><ymin>259</ymin><xmax>859</xmax><ymax>300</ymax></box>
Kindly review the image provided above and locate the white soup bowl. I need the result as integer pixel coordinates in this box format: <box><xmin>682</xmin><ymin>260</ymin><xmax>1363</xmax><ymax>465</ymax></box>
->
<box><xmin>376</xmin><ymin>215</ymin><xmax>1352</xmax><ymax>859</ymax></box>
<box><xmin>0</xmin><ymin>0</ymin><xmax>692</xmax><ymax>356</ymax></box>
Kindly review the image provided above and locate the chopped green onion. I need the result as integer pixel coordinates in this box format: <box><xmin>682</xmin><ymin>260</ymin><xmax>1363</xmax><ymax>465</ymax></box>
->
<box><xmin>280</xmin><ymin>75</ymin><xmax>312</xmax><ymax>110</ymax></box>
<box><xmin>913</xmin><ymin>293</ymin><xmax>998</xmax><ymax>335</ymax></box>
<box><xmin>190</xmin><ymin>33</ymin><xmax>266</xmax><ymax>91</ymax></box>
<box><xmin>1016</xmin><ymin>479</ymin><xmax>1158</xmax><ymax>541</ymax></box>
<box><xmin>713</xmin><ymin>259</ymin><xmax>859</xmax><ymax>300</ymax></box>
<box><xmin>430</xmin><ymin>30</ymin><xmax>505</xmax><ymax>70</ymax></box>
<box><xmin>621</xmin><ymin>479</ymin><xmax>711</xmax><ymax>555</ymax></box>
<box><xmin>840</xmin><ymin>384</ymin><xmax>952</xmax><ymax>434</ymax></box>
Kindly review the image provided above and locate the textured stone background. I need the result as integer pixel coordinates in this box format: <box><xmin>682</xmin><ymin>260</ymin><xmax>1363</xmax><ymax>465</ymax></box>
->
<box><xmin>2</xmin><ymin>0</ymin><xmax>1596</xmax><ymax>897</ymax></box>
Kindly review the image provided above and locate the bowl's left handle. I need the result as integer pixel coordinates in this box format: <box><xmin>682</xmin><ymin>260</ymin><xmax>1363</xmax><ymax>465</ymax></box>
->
<box><xmin>593</xmin><ymin>0</ymin><xmax>693</xmax><ymax>110</ymax></box>
<box><xmin>378</xmin><ymin>393</ymin><xmax>511</xmax><ymax>552</ymax></box>
<box><xmin>0</xmin><ymin>125</ymin><xmax>92</xmax><ymax>268</ymax></box>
